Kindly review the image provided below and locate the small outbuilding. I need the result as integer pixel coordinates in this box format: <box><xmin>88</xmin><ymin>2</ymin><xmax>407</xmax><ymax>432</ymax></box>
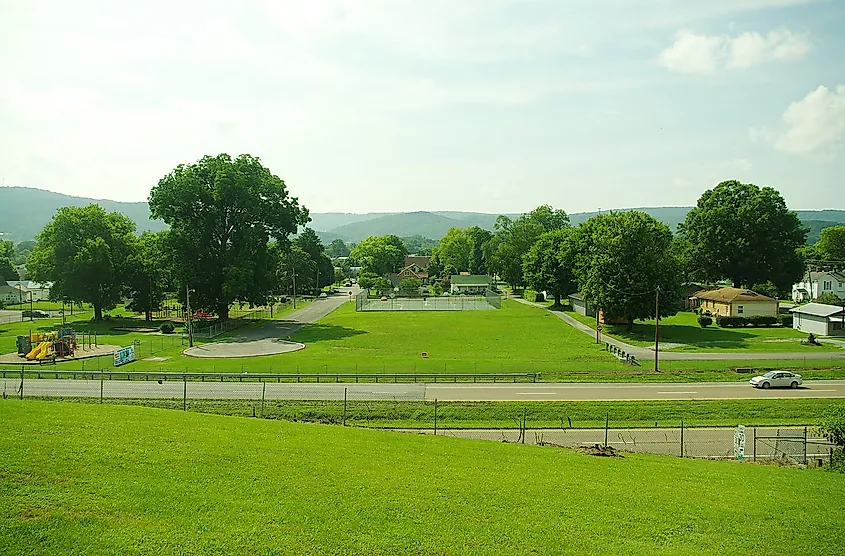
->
<box><xmin>449</xmin><ymin>275</ymin><xmax>491</xmax><ymax>295</ymax></box>
<box><xmin>568</xmin><ymin>292</ymin><xmax>595</xmax><ymax>317</ymax></box>
<box><xmin>790</xmin><ymin>303</ymin><xmax>845</xmax><ymax>337</ymax></box>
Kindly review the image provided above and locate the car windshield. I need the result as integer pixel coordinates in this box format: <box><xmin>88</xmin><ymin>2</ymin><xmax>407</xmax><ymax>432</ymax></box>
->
<box><xmin>762</xmin><ymin>372</ymin><xmax>777</xmax><ymax>378</ymax></box>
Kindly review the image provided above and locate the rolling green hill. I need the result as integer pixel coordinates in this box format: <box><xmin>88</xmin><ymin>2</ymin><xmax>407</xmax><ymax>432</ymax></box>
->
<box><xmin>2</xmin><ymin>400</ymin><xmax>844</xmax><ymax>555</ymax></box>
<box><xmin>2</xmin><ymin>186</ymin><xmax>844</xmax><ymax>244</ymax></box>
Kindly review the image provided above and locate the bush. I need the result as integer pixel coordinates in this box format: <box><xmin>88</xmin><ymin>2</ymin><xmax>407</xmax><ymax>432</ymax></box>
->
<box><xmin>159</xmin><ymin>322</ymin><xmax>175</xmax><ymax>334</ymax></box>
<box><xmin>716</xmin><ymin>315</ymin><xmax>747</xmax><ymax>328</ymax></box>
<box><xmin>779</xmin><ymin>314</ymin><xmax>793</xmax><ymax>328</ymax></box>
<box><xmin>697</xmin><ymin>315</ymin><xmax>713</xmax><ymax>328</ymax></box>
<box><xmin>523</xmin><ymin>290</ymin><xmax>545</xmax><ymax>302</ymax></box>
<box><xmin>748</xmin><ymin>315</ymin><xmax>778</xmax><ymax>327</ymax></box>
<box><xmin>818</xmin><ymin>405</ymin><xmax>845</xmax><ymax>473</ymax></box>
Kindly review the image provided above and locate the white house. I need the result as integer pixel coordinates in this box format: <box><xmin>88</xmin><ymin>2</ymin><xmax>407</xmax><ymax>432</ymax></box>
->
<box><xmin>0</xmin><ymin>284</ymin><xmax>26</xmax><ymax>304</ymax></box>
<box><xmin>450</xmin><ymin>275</ymin><xmax>491</xmax><ymax>294</ymax></box>
<box><xmin>790</xmin><ymin>303</ymin><xmax>845</xmax><ymax>337</ymax></box>
<box><xmin>5</xmin><ymin>281</ymin><xmax>53</xmax><ymax>302</ymax></box>
<box><xmin>792</xmin><ymin>271</ymin><xmax>845</xmax><ymax>302</ymax></box>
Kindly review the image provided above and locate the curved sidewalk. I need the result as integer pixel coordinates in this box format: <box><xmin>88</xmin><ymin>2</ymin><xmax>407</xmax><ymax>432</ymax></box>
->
<box><xmin>514</xmin><ymin>298</ymin><xmax>845</xmax><ymax>361</ymax></box>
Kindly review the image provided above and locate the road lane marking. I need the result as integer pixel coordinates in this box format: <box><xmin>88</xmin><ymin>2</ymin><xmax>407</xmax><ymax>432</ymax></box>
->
<box><xmin>515</xmin><ymin>392</ymin><xmax>557</xmax><ymax>395</ymax></box>
<box><xmin>806</xmin><ymin>389</ymin><xmax>836</xmax><ymax>392</ymax></box>
<box><xmin>657</xmin><ymin>391</ymin><xmax>698</xmax><ymax>394</ymax></box>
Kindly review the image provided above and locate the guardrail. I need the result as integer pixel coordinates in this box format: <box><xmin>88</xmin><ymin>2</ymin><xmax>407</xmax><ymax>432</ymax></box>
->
<box><xmin>1</xmin><ymin>369</ymin><xmax>540</xmax><ymax>383</ymax></box>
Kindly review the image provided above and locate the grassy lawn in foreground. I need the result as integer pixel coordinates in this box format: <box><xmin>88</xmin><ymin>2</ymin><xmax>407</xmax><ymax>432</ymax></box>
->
<box><xmin>1</xmin><ymin>400</ymin><xmax>843</xmax><ymax>555</ymax></box>
<box><xmin>565</xmin><ymin>309</ymin><xmax>842</xmax><ymax>352</ymax></box>
<box><xmin>50</xmin><ymin>397</ymin><xmax>843</xmax><ymax>429</ymax></box>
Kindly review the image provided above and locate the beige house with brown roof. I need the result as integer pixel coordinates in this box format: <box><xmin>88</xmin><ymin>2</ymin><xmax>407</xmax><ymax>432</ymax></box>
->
<box><xmin>693</xmin><ymin>287</ymin><xmax>779</xmax><ymax>317</ymax></box>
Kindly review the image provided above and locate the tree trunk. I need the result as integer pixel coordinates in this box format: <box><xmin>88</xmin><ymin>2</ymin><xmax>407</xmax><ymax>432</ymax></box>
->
<box><xmin>93</xmin><ymin>304</ymin><xmax>103</xmax><ymax>321</ymax></box>
<box><xmin>552</xmin><ymin>292</ymin><xmax>562</xmax><ymax>308</ymax></box>
<box><xmin>627</xmin><ymin>316</ymin><xmax>634</xmax><ymax>332</ymax></box>
<box><xmin>218</xmin><ymin>303</ymin><xmax>229</xmax><ymax>321</ymax></box>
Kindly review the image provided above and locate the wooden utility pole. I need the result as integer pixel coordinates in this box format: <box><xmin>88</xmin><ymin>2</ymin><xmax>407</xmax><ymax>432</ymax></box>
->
<box><xmin>186</xmin><ymin>284</ymin><xmax>193</xmax><ymax>348</ymax></box>
<box><xmin>654</xmin><ymin>286</ymin><xmax>660</xmax><ymax>372</ymax></box>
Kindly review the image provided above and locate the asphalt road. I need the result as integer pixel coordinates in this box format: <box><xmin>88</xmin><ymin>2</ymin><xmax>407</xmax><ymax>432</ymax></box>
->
<box><xmin>6</xmin><ymin>379</ymin><xmax>843</xmax><ymax>401</ymax></box>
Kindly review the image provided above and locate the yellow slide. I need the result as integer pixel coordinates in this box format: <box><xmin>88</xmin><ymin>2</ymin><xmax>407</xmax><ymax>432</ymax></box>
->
<box><xmin>25</xmin><ymin>341</ymin><xmax>51</xmax><ymax>361</ymax></box>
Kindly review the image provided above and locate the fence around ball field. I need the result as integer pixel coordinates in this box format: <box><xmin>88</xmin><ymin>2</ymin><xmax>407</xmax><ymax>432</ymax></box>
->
<box><xmin>355</xmin><ymin>289</ymin><xmax>501</xmax><ymax>311</ymax></box>
<box><xmin>2</xmin><ymin>371</ymin><xmax>837</xmax><ymax>467</ymax></box>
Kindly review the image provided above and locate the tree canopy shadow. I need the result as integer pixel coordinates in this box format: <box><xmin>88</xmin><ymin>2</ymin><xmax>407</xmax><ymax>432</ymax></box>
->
<box><xmin>293</xmin><ymin>324</ymin><xmax>367</xmax><ymax>343</ymax></box>
<box><xmin>608</xmin><ymin>322</ymin><xmax>758</xmax><ymax>349</ymax></box>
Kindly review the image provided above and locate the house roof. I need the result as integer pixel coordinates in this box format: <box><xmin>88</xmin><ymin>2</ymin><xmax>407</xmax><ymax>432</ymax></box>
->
<box><xmin>450</xmin><ymin>274</ymin><xmax>491</xmax><ymax>286</ymax></box>
<box><xmin>6</xmin><ymin>280</ymin><xmax>52</xmax><ymax>289</ymax></box>
<box><xmin>404</xmin><ymin>256</ymin><xmax>431</xmax><ymax>269</ymax></box>
<box><xmin>693</xmin><ymin>287</ymin><xmax>777</xmax><ymax>303</ymax></box>
<box><xmin>801</xmin><ymin>271</ymin><xmax>845</xmax><ymax>282</ymax></box>
<box><xmin>0</xmin><ymin>284</ymin><xmax>25</xmax><ymax>295</ymax></box>
<box><xmin>569</xmin><ymin>292</ymin><xmax>585</xmax><ymax>301</ymax></box>
<box><xmin>790</xmin><ymin>303</ymin><xmax>845</xmax><ymax>317</ymax></box>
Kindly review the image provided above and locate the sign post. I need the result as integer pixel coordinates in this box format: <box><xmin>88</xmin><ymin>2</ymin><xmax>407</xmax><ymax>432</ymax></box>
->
<box><xmin>733</xmin><ymin>425</ymin><xmax>746</xmax><ymax>460</ymax></box>
<box><xmin>113</xmin><ymin>345</ymin><xmax>136</xmax><ymax>367</ymax></box>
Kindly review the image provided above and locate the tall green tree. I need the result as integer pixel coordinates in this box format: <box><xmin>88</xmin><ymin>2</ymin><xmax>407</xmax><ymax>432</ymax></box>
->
<box><xmin>295</xmin><ymin>227</ymin><xmax>334</xmax><ymax>290</ymax></box>
<box><xmin>678</xmin><ymin>180</ymin><xmax>806</xmax><ymax>291</ymax></box>
<box><xmin>436</xmin><ymin>227</ymin><xmax>472</xmax><ymax>273</ymax></box>
<box><xmin>349</xmin><ymin>235</ymin><xmax>407</xmax><ymax>276</ymax></box>
<box><xmin>275</xmin><ymin>245</ymin><xmax>316</xmax><ymax>298</ymax></box>
<box><xmin>126</xmin><ymin>231</ymin><xmax>171</xmax><ymax>320</ymax></box>
<box><xmin>576</xmin><ymin>211</ymin><xmax>682</xmax><ymax>331</ymax></box>
<box><xmin>13</xmin><ymin>241</ymin><xmax>36</xmax><ymax>265</ymax></box>
<box><xmin>816</xmin><ymin>226</ymin><xmax>845</xmax><ymax>262</ymax></box>
<box><xmin>326</xmin><ymin>238</ymin><xmax>350</xmax><ymax>258</ymax></box>
<box><xmin>466</xmin><ymin>226</ymin><xmax>493</xmax><ymax>275</ymax></box>
<box><xmin>0</xmin><ymin>240</ymin><xmax>13</xmax><ymax>260</ymax></box>
<box><xmin>28</xmin><ymin>205</ymin><xmax>136</xmax><ymax>320</ymax></box>
<box><xmin>0</xmin><ymin>257</ymin><xmax>16</xmax><ymax>283</ymax></box>
<box><xmin>149</xmin><ymin>154</ymin><xmax>308</xmax><ymax>320</ymax></box>
<box><xmin>522</xmin><ymin>228</ymin><xmax>578</xmax><ymax>307</ymax></box>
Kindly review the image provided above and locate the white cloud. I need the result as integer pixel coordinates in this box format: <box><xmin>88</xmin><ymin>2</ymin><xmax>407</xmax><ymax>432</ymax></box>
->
<box><xmin>769</xmin><ymin>85</ymin><xmax>845</xmax><ymax>153</ymax></box>
<box><xmin>658</xmin><ymin>27</ymin><xmax>811</xmax><ymax>73</ymax></box>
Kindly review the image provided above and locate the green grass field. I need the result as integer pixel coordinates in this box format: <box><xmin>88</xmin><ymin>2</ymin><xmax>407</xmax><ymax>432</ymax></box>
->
<box><xmin>3</xmin><ymin>299</ymin><xmax>845</xmax><ymax>381</ymax></box>
<box><xmin>565</xmin><ymin>309</ymin><xmax>843</xmax><ymax>352</ymax></box>
<box><xmin>56</xmin><ymin>397</ymin><xmax>843</xmax><ymax>429</ymax></box>
<box><xmin>1</xmin><ymin>401</ymin><xmax>843</xmax><ymax>555</ymax></box>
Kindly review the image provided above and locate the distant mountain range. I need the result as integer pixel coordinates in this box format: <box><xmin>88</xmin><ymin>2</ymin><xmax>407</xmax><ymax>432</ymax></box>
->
<box><xmin>2</xmin><ymin>186</ymin><xmax>844</xmax><ymax>245</ymax></box>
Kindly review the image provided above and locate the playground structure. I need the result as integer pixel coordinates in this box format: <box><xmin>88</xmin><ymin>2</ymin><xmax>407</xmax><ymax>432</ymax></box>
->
<box><xmin>17</xmin><ymin>328</ymin><xmax>99</xmax><ymax>361</ymax></box>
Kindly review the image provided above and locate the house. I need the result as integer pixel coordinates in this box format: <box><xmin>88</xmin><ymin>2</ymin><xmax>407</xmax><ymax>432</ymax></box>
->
<box><xmin>389</xmin><ymin>263</ymin><xmax>430</xmax><ymax>288</ymax></box>
<box><xmin>6</xmin><ymin>281</ymin><xmax>52</xmax><ymax>302</ymax></box>
<box><xmin>450</xmin><ymin>275</ymin><xmax>491</xmax><ymax>294</ymax></box>
<box><xmin>790</xmin><ymin>303</ymin><xmax>845</xmax><ymax>337</ymax></box>
<box><xmin>404</xmin><ymin>256</ymin><xmax>431</xmax><ymax>270</ymax></box>
<box><xmin>681</xmin><ymin>283</ymin><xmax>711</xmax><ymax>310</ymax></box>
<box><xmin>0</xmin><ymin>284</ymin><xmax>26</xmax><ymax>305</ymax></box>
<box><xmin>792</xmin><ymin>271</ymin><xmax>845</xmax><ymax>302</ymax></box>
<box><xmin>569</xmin><ymin>292</ymin><xmax>595</xmax><ymax>317</ymax></box>
<box><xmin>693</xmin><ymin>287</ymin><xmax>779</xmax><ymax>317</ymax></box>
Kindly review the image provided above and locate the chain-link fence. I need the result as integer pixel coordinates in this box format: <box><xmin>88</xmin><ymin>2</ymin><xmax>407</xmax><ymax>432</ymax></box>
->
<box><xmin>355</xmin><ymin>289</ymin><xmax>501</xmax><ymax>311</ymax></box>
<box><xmin>3</xmin><ymin>372</ymin><xmax>838</xmax><ymax>466</ymax></box>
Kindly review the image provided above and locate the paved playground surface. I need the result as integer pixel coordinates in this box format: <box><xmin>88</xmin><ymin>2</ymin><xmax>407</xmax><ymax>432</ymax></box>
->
<box><xmin>183</xmin><ymin>288</ymin><xmax>356</xmax><ymax>359</ymax></box>
<box><xmin>0</xmin><ymin>343</ymin><xmax>121</xmax><ymax>365</ymax></box>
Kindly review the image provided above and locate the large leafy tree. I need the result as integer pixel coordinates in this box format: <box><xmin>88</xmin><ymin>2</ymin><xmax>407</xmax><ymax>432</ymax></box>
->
<box><xmin>349</xmin><ymin>235</ymin><xmax>407</xmax><ymax>276</ymax></box>
<box><xmin>295</xmin><ymin>228</ymin><xmax>334</xmax><ymax>290</ymax></box>
<box><xmin>436</xmin><ymin>227</ymin><xmax>472</xmax><ymax>273</ymax></box>
<box><xmin>149</xmin><ymin>154</ymin><xmax>308</xmax><ymax>320</ymax></box>
<box><xmin>0</xmin><ymin>257</ymin><xmax>16</xmax><ymax>283</ymax></box>
<box><xmin>29</xmin><ymin>205</ymin><xmax>136</xmax><ymax>320</ymax></box>
<box><xmin>816</xmin><ymin>226</ymin><xmax>845</xmax><ymax>262</ymax></box>
<box><xmin>576</xmin><ymin>211</ymin><xmax>682</xmax><ymax>331</ymax></box>
<box><xmin>126</xmin><ymin>231</ymin><xmax>171</xmax><ymax>320</ymax></box>
<box><xmin>678</xmin><ymin>180</ymin><xmax>806</xmax><ymax>291</ymax></box>
<box><xmin>466</xmin><ymin>226</ymin><xmax>493</xmax><ymax>275</ymax></box>
<box><xmin>274</xmin><ymin>245</ymin><xmax>317</xmax><ymax>297</ymax></box>
<box><xmin>522</xmin><ymin>228</ymin><xmax>578</xmax><ymax>307</ymax></box>
<box><xmin>489</xmin><ymin>205</ymin><xmax>570</xmax><ymax>288</ymax></box>
<box><xmin>326</xmin><ymin>238</ymin><xmax>350</xmax><ymax>258</ymax></box>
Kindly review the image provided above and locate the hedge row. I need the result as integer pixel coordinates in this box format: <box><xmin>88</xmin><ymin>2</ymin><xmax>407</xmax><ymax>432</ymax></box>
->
<box><xmin>715</xmin><ymin>315</ymin><xmax>791</xmax><ymax>328</ymax></box>
<box><xmin>523</xmin><ymin>289</ymin><xmax>545</xmax><ymax>303</ymax></box>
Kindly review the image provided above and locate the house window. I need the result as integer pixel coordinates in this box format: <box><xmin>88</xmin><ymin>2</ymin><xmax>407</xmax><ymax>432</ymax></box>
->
<box><xmin>823</xmin><ymin>281</ymin><xmax>832</xmax><ymax>291</ymax></box>
<box><xmin>737</xmin><ymin>306</ymin><xmax>744</xmax><ymax>314</ymax></box>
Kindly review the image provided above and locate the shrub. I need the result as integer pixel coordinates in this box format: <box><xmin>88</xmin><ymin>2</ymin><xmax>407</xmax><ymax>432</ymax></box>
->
<box><xmin>522</xmin><ymin>289</ymin><xmax>545</xmax><ymax>302</ymax></box>
<box><xmin>716</xmin><ymin>315</ymin><xmax>748</xmax><ymax>328</ymax></box>
<box><xmin>816</xmin><ymin>292</ymin><xmax>844</xmax><ymax>306</ymax></box>
<box><xmin>697</xmin><ymin>315</ymin><xmax>713</xmax><ymax>328</ymax></box>
<box><xmin>779</xmin><ymin>314</ymin><xmax>793</xmax><ymax>328</ymax></box>
<box><xmin>818</xmin><ymin>404</ymin><xmax>845</xmax><ymax>473</ymax></box>
<box><xmin>748</xmin><ymin>315</ymin><xmax>778</xmax><ymax>327</ymax></box>
<box><xmin>159</xmin><ymin>322</ymin><xmax>175</xmax><ymax>334</ymax></box>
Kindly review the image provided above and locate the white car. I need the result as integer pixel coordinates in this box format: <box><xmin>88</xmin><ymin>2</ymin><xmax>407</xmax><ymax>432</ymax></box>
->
<box><xmin>750</xmin><ymin>371</ymin><xmax>802</xmax><ymax>389</ymax></box>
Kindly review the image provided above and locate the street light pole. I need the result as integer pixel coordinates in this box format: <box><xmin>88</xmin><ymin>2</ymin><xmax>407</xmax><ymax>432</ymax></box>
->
<box><xmin>28</xmin><ymin>291</ymin><xmax>33</xmax><ymax>322</ymax></box>
<box><xmin>186</xmin><ymin>284</ymin><xmax>193</xmax><ymax>348</ymax></box>
<box><xmin>292</xmin><ymin>270</ymin><xmax>297</xmax><ymax>309</ymax></box>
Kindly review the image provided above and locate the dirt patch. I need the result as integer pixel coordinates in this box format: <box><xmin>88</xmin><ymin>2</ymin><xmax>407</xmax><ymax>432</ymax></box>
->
<box><xmin>574</xmin><ymin>444</ymin><xmax>623</xmax><ymax>457</ymax></box>
<box><xmin>113</xmin><ymin>327</ymin><xmax>159</xmax><ymax>333</ymax></box>
<box><xmin>143</xmin><ymin>356</ymin><xmax>170</xmax><ymax>362</ymax></box>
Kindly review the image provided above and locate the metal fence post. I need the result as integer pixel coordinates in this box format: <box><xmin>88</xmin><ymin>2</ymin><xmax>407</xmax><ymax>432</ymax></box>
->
<box><xmin>343</xmin><ymin>387</ymin><xmax>348</xmax><ymax>426</ymax></box>
<box><xmin>260</xmin><ymin>381</ymin><xmax>266</xmax><ymax>418</ymax></box>
<box><xmin>100</xmin><ymin>370</ymin><xmax>104</xmax><ymax>404</ymax></box>
<box><xmin>521</xmin><ymin>407</ymin><xmax>527</xmax><ymax>444</ymax></box>
<box><xmin>753</xmin><ymin>428</ymin><xmax>757</xmax><ymax>462</ymax></box>
<box><xmin>604</xmin><ymin>412</ymin><xmax>609</xmax><ymax>448</ymax></box>
<box><xmin>19</xmin><ymin>366</ymin><xmax>24</xmax><ymax>399</ymax></box>
<box><xmin>183</xmin><ymin>375</ymin><xmax>187</xmax><ymax>411</ymax></box>
<box><xmin>680</xmin><ymin>419</ymin><xmax>684</xmax><ymax>458</ymax></box>
<box><xmin>434</xmin><ymin>398</ymin><xmax>438</xmax><ymax>436</ymax></box>
<box><xmin>803</xmin><ymin>426</ymin><xmax>808</xmax><ymax>465</ymax></box>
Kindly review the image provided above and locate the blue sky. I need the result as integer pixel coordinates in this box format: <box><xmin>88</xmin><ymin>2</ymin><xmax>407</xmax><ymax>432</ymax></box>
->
<box><xmin>1</xmin><ymin>0</ymin><xmax>843</xmax><ymax>214</ymax></box>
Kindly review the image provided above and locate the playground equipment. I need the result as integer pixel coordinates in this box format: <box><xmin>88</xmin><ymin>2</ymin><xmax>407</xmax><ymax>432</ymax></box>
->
<box><xmin>18</xmin><ymin>328</ymin><xmax>88</xmax><ymax>361</ymax></box>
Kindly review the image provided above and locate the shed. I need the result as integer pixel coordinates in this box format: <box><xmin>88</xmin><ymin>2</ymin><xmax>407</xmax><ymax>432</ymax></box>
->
<box><xmin>449</xmin><ymin>275</ymin><xmax>491</xmax><ymax>295</ymax></box>
<box><xmin>790</xmin><ymin>303</ymin><xmax>845</xmax><ymax>337</ymax></box>
<box><xmin>568</xmin><ymin>292</ymin><xmax>595</xmax><ymax>317</ymax></box>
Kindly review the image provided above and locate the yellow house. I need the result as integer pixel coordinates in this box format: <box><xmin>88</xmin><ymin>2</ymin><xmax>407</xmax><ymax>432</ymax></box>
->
<box><xmin>693</xmin><ymin>287</ymin><xmax>778</xmax><ymax>317</ymax></box>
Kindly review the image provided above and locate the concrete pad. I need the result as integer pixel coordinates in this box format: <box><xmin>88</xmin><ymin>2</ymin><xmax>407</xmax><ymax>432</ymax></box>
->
<box><xmin>183</xmin><ymin>338</ymin><xmax>305</xmax><ymax>359</ymax></box>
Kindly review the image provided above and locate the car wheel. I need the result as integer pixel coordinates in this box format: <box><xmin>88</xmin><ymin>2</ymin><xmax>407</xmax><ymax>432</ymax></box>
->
<box><xmin>761</xmin><ymin>382</ymin><xmax>770</xmax><ymax>389</ymax></box>
<box><xmin>790</xmin><ymin>381</ymin><xmax>799</xmax><ymax>389</ymax></box>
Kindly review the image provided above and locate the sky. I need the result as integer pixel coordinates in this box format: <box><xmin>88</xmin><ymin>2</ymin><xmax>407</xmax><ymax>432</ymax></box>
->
<box><xmin>1</xmin><ymin>0</ymin><xmax>844</xmax><ymax>214</ymax></box>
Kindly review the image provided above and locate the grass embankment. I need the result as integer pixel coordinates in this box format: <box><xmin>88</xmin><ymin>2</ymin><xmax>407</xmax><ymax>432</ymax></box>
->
<box><xmin>2</xmin><ymin>401</ymin><xmax>843</xmax><ymax>555</ymax></box>
<box><xmin>565</xmin><ymin>309</ymin><xmax>842</xmax><ymax>352</ymax></box>
<box><xmin>65</xmin><ymin>397</ymin><xmax>843</xmax><ymax>429</ymax></box>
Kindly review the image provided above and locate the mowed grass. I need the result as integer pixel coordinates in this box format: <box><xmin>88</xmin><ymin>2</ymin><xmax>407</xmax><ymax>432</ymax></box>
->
<box><xmin>1</xmin><ymin>401</ymin><xmax>843</xmax><ymax>555</ymax></box>
<box><xmin>565</xmin><ymin>309</ymin><xmax>843</xmax><ymax>352</ymax></box>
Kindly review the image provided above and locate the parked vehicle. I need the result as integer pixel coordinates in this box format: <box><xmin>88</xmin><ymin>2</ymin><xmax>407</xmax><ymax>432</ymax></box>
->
<box><xmin>344</xmin><ymin>281</ymin><xmax>352</xmax><ymax>287</ymax></box>
<box><xmin>318</xmin><ymin>292</ymin><xmax>328</xmax><ymax>299</ymax></box>
<box><xmin>749</xmin><ymin>371</ymin><xmax>802</xmax><ymax>389</ymax></box>
<box><xmin>22</xmin><ymin>310</ymin><xmax>51</xmax><ymax>318</ymax></box>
